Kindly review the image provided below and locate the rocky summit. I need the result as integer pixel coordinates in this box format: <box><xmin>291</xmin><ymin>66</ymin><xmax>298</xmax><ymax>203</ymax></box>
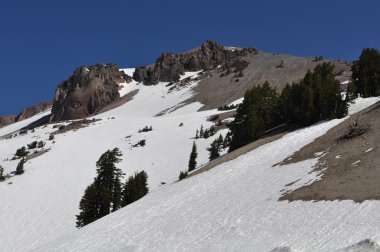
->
<box><xmin>133</xmin><ymin>40</ymin><xmax>257</xmax><ymax>84</ymax></box>
<box><xmin>50</xmin><ymin>64</ymin><xmax>132</xmax><ymax>122</ymax></box>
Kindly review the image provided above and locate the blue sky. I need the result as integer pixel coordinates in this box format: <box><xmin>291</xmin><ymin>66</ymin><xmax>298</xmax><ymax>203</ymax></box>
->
<box><xmin>0</xmin><ymin>0</ymin><xmax>379</xmax><ymax>115</ymax></box>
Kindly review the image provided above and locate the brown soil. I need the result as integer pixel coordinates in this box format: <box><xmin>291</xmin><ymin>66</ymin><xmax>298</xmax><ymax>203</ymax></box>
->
<box><xmin>189</xmin><ymin>52</ymin><xmax>351</xmax><ymax>111</ymax></box>
<box><xmin>53</xmin><ymin>118</ymin><xmax>101</xmax><ymax>135</ymax></box>
<box><xmin>280</xmin><ymin>102</ymin><xmax>380</xmax><ymax>202</ymax></box>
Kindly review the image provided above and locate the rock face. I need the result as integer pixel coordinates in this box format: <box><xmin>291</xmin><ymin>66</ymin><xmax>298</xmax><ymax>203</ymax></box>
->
<box><xmin>133</xmin><ymin>40</ymin><xmax>257</xmax><ymax>84</ymax></box>
<box><xmin>0</xmin><ymin>101</ymin><xmax>52</xmax><ymax>128</ymax></box>
<box><xmin>0</xmin><ymin>115</ymin><xmax>16</xmax><ymax>128</ymax></box>
<box><xmin>50</xmin><ymin>64</ymin><xmax>131</xmax><ymax>122</ymax></box>
<box><xmin>16</xmin><ymin>101</ymin><xmax>52</xmax><ymax>121</ymax></box>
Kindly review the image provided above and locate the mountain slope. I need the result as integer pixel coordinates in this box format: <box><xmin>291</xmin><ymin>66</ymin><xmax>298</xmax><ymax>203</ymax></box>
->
<box><xmin>34</xmin><ymin>98</ymin><xmax>380</xmax><ymax>252</ymax></box>
<box><xmin>0</xmin><ymin>70</ymin><xmax>229</xmax><ymax>251</ymax></box>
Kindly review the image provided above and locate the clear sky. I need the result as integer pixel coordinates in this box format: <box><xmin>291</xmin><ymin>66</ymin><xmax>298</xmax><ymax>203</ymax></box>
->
<box><xmin>0</xmin><ymin>0</ymin><xmax>379</xmax><ymax>115</ymax></box>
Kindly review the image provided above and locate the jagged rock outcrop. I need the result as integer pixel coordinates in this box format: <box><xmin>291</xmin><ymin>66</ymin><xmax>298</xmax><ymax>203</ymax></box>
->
<box><xmin>50</xmin><ymin>64</ymin><xmax>131</xmax><ymax>122</ymax></box>
<box><xmin>0</xmin><ymin>101</ymin><xmax>52</xmax><ymax>128</ymax></box>
<box><xmin>16</xmin><ymin>101</ymin><xmax>52</xmax><ymax>121</ymax></box>
<box><xmin>0</xmin><ymin>115</ymin><xmax>16</xmax><ymax>128</ymax></box>
<box><xmin>133</xmin><ymin>40</ymin><xmax>257</xmax><ymax>84</ymax></box>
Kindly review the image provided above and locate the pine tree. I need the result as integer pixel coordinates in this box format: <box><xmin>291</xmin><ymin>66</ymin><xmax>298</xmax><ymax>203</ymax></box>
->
<box><xmin>351</xmin><ymin>48</ymin><xmax>380</xmax><ymax>97</ymax></box>
<box><xmin>111</xmin><ymin>175</ymin><xmax>123</xmax><ymax>212</ymax></box>
<box><xmin>188</xmin><ymin>141</ymin><xmax>198</xmax><ymax>171</ymax></box>
<box><xmin>76</xmin><ymin>183</ymin><xmax>107</xmax><ymax>228</ymax></box>
<box><xmin>15</xmin><ymin>158</ymin><xmax>25</xmax><ymax>175</ymax></box>
<box><xmin>76</xmin><ymin>148</ymin><xmax>125</xmax><ymax>228</ymax></box>
<box><xmin>0</xmin><ymin>165</ymin><xmax>5</xmax><ymax>181</ymax></box>
<box><xmin>199</xmin><ymin>125</ymin><xmax>204</xmax><ymax>138</ymax></box>
<box><xmin>229</xmin><ymin>82</ymin><xmax>279</xmax><ymax>151</ymax></box>
<box><xmin>207</xmin><ymin>142</ymin><xmax>220</xmax><ymax>161</ymax></box>
<box><xmin>216</xmin><ymin>134</ymin><xmax>224</xmax><ymax>150</ymax></box>
<box><xmin>122</xmin><ymin>171</ymin><xmax>149</xmax><ymax>206</ymax></box>
<box><xmin>195</xmin><ymin>129</ymin><xmax>199</xmax><ymax>139</ymax></box>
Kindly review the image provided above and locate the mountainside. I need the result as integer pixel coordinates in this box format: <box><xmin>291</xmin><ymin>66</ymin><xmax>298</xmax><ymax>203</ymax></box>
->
<box><xmin>0</xmin><ymin>41</ymin><xmax>376</xmax><ymax>252</ymax></box>
<box><xmin>33</xmin><ymin>97</ymin><xmax>380</xmax><ymax>252</ymax></box>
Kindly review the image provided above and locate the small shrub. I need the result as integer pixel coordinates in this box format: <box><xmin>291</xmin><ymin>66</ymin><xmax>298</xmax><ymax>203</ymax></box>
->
<box><xmin>37</xmin><ymin>141</ymin><xmax>45</xmax><ymax>148</ymax></box>
<box><xmin>138</xmin><ymin>126</ymin><xmax>153</xmax><ymax>133</ymax></box>
<box><xmin>49</xmin><ymin>135</ymin><xmax>54</xmax><ymax>141</ymax></box>
<box><xmin>178</xmin><ymin>171</ymin><xmax>188</xmax><ymax>180</ymax></box>
<box><xmin>16</xmin><ymin>147</ymin><xmax>29</xmax><ymax>157</ymax></box>
<box><xmin>15</xmin><ymin>158</ymin><xmax>25</xmax><ymax>175</ymax></box>
<box><xmin>27</xmin><ymin>141</ymin><xmax>38</xmax><ymax>150</ymax></box>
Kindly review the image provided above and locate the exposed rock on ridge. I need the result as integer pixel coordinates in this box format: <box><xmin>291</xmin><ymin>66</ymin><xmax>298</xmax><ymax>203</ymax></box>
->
<box><xmin>50</xmin><ymin>64</ymin><xmax>131</xmax><ymax>122</ymax></box>
<box><xmin>0</xmin><ymin>101</ymin><xmax>52</xmax><ymax>128</ymax></box>
<box><xmin>133</xmin><ymin>40</ymin><xmax>257</xmax><ymax>84</ymax></box>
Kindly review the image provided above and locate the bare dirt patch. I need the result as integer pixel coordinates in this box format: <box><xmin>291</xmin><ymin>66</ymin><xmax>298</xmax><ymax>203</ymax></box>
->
<box><xmin>53</xmin><ymin>118</ymin><xmax>101</xmax><ymax>135</ymax></box>
<box><xmin>279</xmin><ymin>102</ymin><xmax>380</xmax><ymax>202</ymax></box>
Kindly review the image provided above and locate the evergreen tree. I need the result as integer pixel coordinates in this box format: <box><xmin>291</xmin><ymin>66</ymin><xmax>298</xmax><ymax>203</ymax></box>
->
<box><xmin>15</xmin><ymin>158</ymin><xmax>25</xmax><ymax>175</ymax></box>
<box><xmin>122</xmin><ymin>171</ymin><xmax>149</xmax><ymax>206</ymax></box>
<box><xmin>0</xmin><ymin>165</ymin><xmax>5</xmax><ymax>181</ymax></box>
<box><xmin>111</xmin><ymin>175</ymin><xmax>123</xmax><ymax>212</ymax></box>
<box><xmin>229</xmin><ymin>81</ymin><xmax>280</xmax><ymax>151</ymax></box>
<box><xmin>188</xmin><ymin>141</ymin><xmax>198</xmax><ymax>171</ymax></box>
<box><xmin>350</xmin><ymin>48</ymin><xmax>380</xmax><ymax>97</ymax></box>
<box><xmin>195</xmin><ymin>129</ymin><xmax>199</xmax><ymax>139</ymax></box>
<box><xmin>199</xmin><ymin>125</ymin><xmax>204</xmax><ymax>138</ymax></box>
<box><xmin>207</xmin><ymin>142</ymin><xmax>220</xmax><ymax>161</ymax></box>
<box><xmin>178</xmin><ymin>170</ymin><xmax>188</xmax><ymax>180</ymax></box>
<box><xmin>76</xmin><ymin>148</ymin><xmax>125</xmax><ymax>228</ymax></box>
<box><xmin>76</xmin><ymin>183</ymin><xmax>108</xmax><ymax>228</ymax></box>
<box><xmin>216</xmin><ymin>134</ymin><xmax>224</xmax><ymax>150</ymax></box>
<box><xmin>281</xmin><ymin>63</ymin><xmax>348</xmax><ymax>126</ymax></box>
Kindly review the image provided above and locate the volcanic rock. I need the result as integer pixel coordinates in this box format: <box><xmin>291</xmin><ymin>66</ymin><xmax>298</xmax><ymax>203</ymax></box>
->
<box><xmin>50</xmin><ymin>64</ymin><xmax>131</xmax><ymax>122</ymax></box>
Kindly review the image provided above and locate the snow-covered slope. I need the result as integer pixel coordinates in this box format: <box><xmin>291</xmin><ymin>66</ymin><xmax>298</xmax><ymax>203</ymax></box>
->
<box><xmin>32</xmin><ymin>98</ymin><xmax>380</xmax><ymax>251</ymax></box>
<box><xmin>0</xmin><ymin>69</ymin><xmax>228</xmax><ymax>251</ymax></box>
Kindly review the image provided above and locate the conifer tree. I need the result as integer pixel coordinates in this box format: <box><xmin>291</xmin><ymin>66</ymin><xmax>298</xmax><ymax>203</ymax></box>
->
<box><xmin>351</xmin><ymin>48</ymin><xmax>380</xmax><ymax>97</ymax></box>
<box><xmin>0</xmin><ymin>165</ymin><xmax>5</xmax><ymax>181</ymax></box>
<box><xmin>199</xmin><ymin>125</ymin><xmax>204</xmax><ymax>138</ymax></box>
<box><xmin>76</xmin><ymin>148</ymin><xmax>125</xmax><ymax>228</ymax></box>
<box><xmin>195</xmin><ymin>129</ymin><xmax>199</xmax><ymax>139</ymax></box>
<box><xmin>122</xmin><ymin>171</ymin><xmax>149</xmax><ymax>206</ymax></box>
<box><xmin>188</xmin><ymin>141</ymin><xmax>198</xmax><ymax>171</ymax></box>
<box><xmin>207</xmin><ymin>142</ymin><xmax>220</xmax><ymax>161</ymax></box>
<box><xmin>15</xmin><ymin>158</ymin><xmax>25</xmax><ymax>175</ymax></box>
<box><xmin>76</xmin><ymin>183</ymin><xmax>110</xmax><ymax>228</ymax></box>
<box><xmin>111</xmin><ymin>175</ymin><xmax>123</xmax><ymax>212</ymax></box>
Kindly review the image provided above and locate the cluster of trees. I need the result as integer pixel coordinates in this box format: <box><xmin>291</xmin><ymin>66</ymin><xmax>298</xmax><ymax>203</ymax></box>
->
<box><xmin>217</xmin><ymin>104</ymin><xmax>237</xmax><ymax>111</ymax></box>
<box><xmin>76</xmin><ymin>148</ymin><xmax>148</xmax><ymax>228</ymax></box>
<box><xmin>138</xmin><ymin>126</ymin><xmax>153</xmax><ymax>133</ymax></box>
<box><xmin>229</xmin><ymin>63</ymin><xmax>348</xmax><ymax>151</ymax></box>
<box><xmin>229</xmin><ymin>81</ymin><xmax>281</xmax><ymax>151</ymax></box>
<box><xmin>15</xmin><ymin>146</ymin><xmax>29</xmax><ymax>157</ymax></box>
<box><xmin>207</xmin><ymin>133</ymin><xmax>231</xmax><ymax>161</ymax></box>
<box><xmin>195</xmin><ymin>125</ymin><xmax>216</xmax><ymax>139</ymax></box>
<box><xmin>280</xmin><ymin>63</ymin><xmax>348</xmax><ymax>126</ymax></box>
<box><xmin>132</xmin><ymin>140</ymin><xmax>146</xmax><ymax>148</ymax></box>
<box><xmin>27</xmin><ymin>141</ymin><xmax>45</xmax><ymax>149</ymax></box>
<box><xmin>349</xmin><ymin>48</ymin><xmax>380</xmax><ymax>98</ymax></box>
